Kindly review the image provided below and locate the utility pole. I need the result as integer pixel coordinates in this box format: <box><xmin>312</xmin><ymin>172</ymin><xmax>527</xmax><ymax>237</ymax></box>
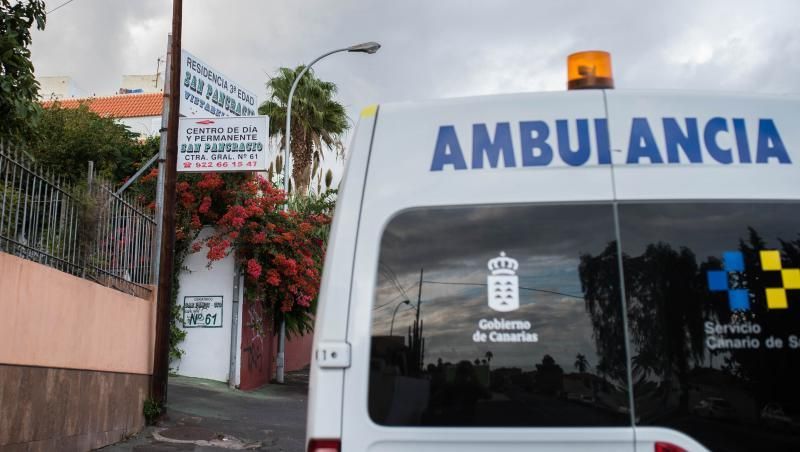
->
<box><xmin>415</xmin><ymin>268</ymin><xmax>423</xmax><ymax>326</ymax></box>
<box><xmin>151</xmin><ymin>0</ymin><xmax>182</xmax><ymax>406</ymax></box>
<box><xmin>412</xmin><ymin>268</ymin><xmax>423</xmax><ymax>374</ymax></box>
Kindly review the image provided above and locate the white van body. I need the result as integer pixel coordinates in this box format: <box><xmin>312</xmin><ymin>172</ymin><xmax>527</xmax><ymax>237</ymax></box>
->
<box><xmin>307</xmin><ymin>90</ymin><xmax>800</xmax><ymax>452</ymax></box>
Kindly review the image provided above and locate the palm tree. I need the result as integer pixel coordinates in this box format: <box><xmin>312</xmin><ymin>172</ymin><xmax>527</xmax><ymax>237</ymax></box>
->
<box><xmin>259</xmin><ymin>66</ymin><xmax>348</xmax><ymax>194</ymax></box>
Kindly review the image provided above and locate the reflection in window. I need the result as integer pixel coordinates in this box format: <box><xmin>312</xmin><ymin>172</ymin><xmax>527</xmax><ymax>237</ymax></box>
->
<box><xmin>612</xmin><ymin>203</ymin><xmax>800</xmax><ymax>452</ymax></box>
<box><xmin>368</xmin><ymin>204</ymin><xmax>630</xmax><ymax>427</ymax></box>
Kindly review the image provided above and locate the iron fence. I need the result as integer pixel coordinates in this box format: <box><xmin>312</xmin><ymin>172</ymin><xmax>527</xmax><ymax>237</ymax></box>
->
<box><xmin>0</xmin><ymin>143</ymin><xmax>155</xmax><ymax>299</ymax></box>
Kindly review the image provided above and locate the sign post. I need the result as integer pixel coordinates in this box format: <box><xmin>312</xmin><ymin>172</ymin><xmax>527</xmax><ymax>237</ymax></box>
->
<box><xmin>152</xmin><ymin>0</ymin><xmax>182</xmax><ymax>407</ymax></box>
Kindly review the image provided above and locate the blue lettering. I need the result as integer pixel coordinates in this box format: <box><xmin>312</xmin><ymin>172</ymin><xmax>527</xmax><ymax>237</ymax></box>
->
<box><xmin>704</xmin><ymin>117</ymin><xmax>733</xmax><ymax>164</ymax></box>
<box><xmin>595</xmin><ymin>119</ymin><xmax>612</xmax><ymax>164</ymax></box>
<box><xmin>732</xmin><ymin>118</ymin><xmax>752</xmax><ymax>163</ymax></box>
<box><xmin>430</xmin><ymin>126</ymin><xmax>467</xmax><ymax>171</ymax></box>
<box><xmin>472</xmin><ymin>123</ymin><xmax>516</xmax><ymax>168</ymax></box>
<box><xmin>556</xmin><ymin>119</ymin><xmax>591</xmax><ymax>166</ymax></box>
<box><xmin>756</xmin><ymin>119</ymin><xmax>791</xmax><ymax>164</ymax></box>
<box><xmin>664</xmin><ymin>118</ymin><xmax>702</xmax><ymax>163</ymax></box>
<box><xmin>519</xmin><ymin>121</ymin><xmax>553</xmax><ymax>166</ymax></box>
<box><xmin>430</xmin><ymin>117</ymin><xmax>790</xmax><ymax>172</ymax></box>
<box><xmin>627</xmin><ymin>118</ymin><xmax>663</xmax><ymax>164</ymax></box>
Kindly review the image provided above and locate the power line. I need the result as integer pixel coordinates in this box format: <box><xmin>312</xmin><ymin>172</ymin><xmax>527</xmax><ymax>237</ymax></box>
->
<box><xmin>380</xmin><ymin>262</ymin><xmax>406</xmax><ymax>297</ymax></box>
<box><xmin>422</xmin><ymin>280</ymin><xmax>584</xmax><ymax>300</ymax></box>
<box><xmin>379</xmin><ymin>261</ymin><xmax>410</xmax><ymax>300</ymax></box>
<box><xmin>47</xmin><ymin>0</ymin><xmax>79</xmax><ymax>14</ymax></box>
<box><xmin>372</xmin><ymin>282</ymin><xmax>419</xmax><ymax>311</ymax></box>
<box><xmin>372</xmin><ymin>293</ymin><xmax>407</xmax><ymax>312</ymax></box>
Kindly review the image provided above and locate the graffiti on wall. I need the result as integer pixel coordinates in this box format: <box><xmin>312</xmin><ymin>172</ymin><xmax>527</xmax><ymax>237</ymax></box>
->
<box><xmin>243</xmin><ymin>303</ymin><xmax>265</xmax><ymax>371</ymax></box>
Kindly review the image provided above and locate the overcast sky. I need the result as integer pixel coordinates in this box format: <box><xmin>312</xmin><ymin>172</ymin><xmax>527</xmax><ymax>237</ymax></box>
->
<box><xmin>29</xmin><ymin>0</ymin><xmax>800</xmax><ymax>182</ymax></box>
<box><xmin>32</xmin><ymin>0</ymin><xmax>800</xmax><ymax>118</ymax></box>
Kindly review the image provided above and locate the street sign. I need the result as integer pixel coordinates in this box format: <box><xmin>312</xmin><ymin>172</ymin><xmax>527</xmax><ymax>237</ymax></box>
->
<box><xmin>177</xmin><ymin>116</ymin><xmax>269</xmax><ymax>172</ymax></box>
<box><xmin>180</xmin><ymin>49</ymin><xmax>258</xmax><ymax>118</ymax></box>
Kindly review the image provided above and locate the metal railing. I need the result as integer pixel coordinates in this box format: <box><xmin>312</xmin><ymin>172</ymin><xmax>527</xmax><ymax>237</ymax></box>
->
<box><xmin>0</xmin><ymin>143</ymin><xmax>155</xmax><ymax>299</ymax></box>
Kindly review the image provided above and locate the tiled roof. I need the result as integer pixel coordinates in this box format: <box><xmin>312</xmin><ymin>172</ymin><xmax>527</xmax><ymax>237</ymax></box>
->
<box><xmin>42</xmin><ymin>92</ymin><xmax>163</xmax><ymax>118</ymax></box>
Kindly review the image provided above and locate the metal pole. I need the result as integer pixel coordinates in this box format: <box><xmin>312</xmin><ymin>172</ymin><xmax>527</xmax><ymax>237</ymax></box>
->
<box><xmin>152</xmin><ymin>0</ymin><xmax>182</xmax><ymax>406</ymax></box>
<box><xmin>415</xmin><ymin>268</ymin><xmax>423</xmax><ymax>326</ymax></box>
<box><xmin>275</xmin><ymin>41</ymin><xmax>379</xmax><ymax>383</ymax></box>
<box><xmin>277</xmin><ymin>47</ymin><xmax>348</xmax><ymax>384</ymax></box>
<box><xmin>115</xmin><ymin>152</ymin><xmax>159</xmax><ymax>196</ymax></box>
<box><xmin>152</xmin><ymin>34</ymin><xmax>172</xmax><ymax>283</ymax></box>
<box><xmin>229</xmin><ymin>269</ymin><xmax>242</xmax><ymax>389</ymax></box>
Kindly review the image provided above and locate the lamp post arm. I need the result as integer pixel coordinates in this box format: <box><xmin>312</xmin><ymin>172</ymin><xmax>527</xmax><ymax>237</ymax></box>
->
<box><xmin>283</xmin><ymin>47</ymin><xmax>349</xmax><ymax>195</ymax></box>
<box><xmin>389</xmin><ymin>301</ymin><xmax>404</xmax><ymax>336</ymax></box>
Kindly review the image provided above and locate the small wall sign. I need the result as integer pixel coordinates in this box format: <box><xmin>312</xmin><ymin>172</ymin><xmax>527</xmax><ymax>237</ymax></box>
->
<box><xmin>183</xmin><ymin>295</ymin><xmax>223</xmax><ymax>328</ymax></box>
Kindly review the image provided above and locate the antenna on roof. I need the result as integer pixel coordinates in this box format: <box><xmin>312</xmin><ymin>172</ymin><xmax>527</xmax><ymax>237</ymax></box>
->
<box><xmin>155</xmin><ymin>56</ymin><xmax>165</xmax><ymax>89</ymax></box>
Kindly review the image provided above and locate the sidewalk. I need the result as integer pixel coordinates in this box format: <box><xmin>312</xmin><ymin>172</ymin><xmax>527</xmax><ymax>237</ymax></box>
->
<box><xmin>100</xmin><ymin>370</ymin><xmax>309</xmax><ymax>452</ymax></box>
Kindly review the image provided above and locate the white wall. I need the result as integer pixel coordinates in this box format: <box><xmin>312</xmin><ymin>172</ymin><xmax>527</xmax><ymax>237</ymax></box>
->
<box><xmin>38</xmin><ymin>76</ymin><xmax>79</xmax><ymax>100</ymax></box>
<box><xmin>118</xmin><ymin>115</ymin><xmax>161</xmax><ymax>137</ymax></box>
<box><xmin>121</xmin><ymin>74</ymin><xmax>163</xmax><ymax>93</ymax></box>
<box><xmin>172</xmin><ymin>227</ymin><xmax>238</xmax><ymax>382</ymax></box>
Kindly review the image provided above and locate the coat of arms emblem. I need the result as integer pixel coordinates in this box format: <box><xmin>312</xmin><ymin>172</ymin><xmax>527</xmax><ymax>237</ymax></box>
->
<box><xmin>487</xmin><ymin>251</ymin><xmax>520</xmax><ymax>312</ymax></box>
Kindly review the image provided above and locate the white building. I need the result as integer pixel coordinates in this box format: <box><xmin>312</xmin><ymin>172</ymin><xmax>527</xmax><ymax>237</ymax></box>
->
<box><xmin>42</xmin><ymin>92</ymin><xmax>163</xmax><ymax>137</ymax></box>
<box><xmin>119</xmin><ymin>74</ymin><xmax>164</xmax><ymax>94</ymax></box>
<box><xmin>38</xmin><ymin>76</ymin><xmax>81</xmax><ymax>100</ymax></box>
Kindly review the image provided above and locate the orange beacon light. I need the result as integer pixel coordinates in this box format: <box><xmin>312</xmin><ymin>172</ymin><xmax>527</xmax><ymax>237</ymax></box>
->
<box><xmin>567</xmin><ymin>50</ymin><xmax>614</xmax><ymax>90</ymax></box>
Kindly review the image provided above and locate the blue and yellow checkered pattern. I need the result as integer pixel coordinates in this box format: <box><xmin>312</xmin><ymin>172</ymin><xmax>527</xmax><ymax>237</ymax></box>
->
<box><xmin>707</xmin><ymin>250</ymin><xmax>800</xmax><ymax>311</ymax></box>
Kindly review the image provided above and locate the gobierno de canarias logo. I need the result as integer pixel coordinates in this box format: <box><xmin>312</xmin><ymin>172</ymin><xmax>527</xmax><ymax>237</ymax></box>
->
<box><xmin>472</xmin><ymin>251</ymin><xmax>538</xmax><ymax>344</ymax></box>
<box><xmin>707</xmin><ymin>250</ymin><xmax>800</xmax><ymax>311</ymax></box>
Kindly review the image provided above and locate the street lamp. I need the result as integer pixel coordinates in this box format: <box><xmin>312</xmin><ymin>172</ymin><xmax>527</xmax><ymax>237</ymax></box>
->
<box><xmin>389</xmin><ymin>299</ymin><xmax>411</xmax><ymax>336</ymax></box>
<box><xmin>282</xmin><ymin>41</ymin><xmax>381</xmax><ymax>193</ymax></box>
<box><xmin>277</xmin><ymin>41</ymin><xmax>381</xmax><ymax>384</ymax></box>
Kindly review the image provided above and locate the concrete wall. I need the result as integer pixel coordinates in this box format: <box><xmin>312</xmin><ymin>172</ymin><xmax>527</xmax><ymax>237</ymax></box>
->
<box><xmin>0</xmin><ymin>365</ymin><xmax>149</xmax><ymax>452</ymax></box>
<box><xmin>38</xmin><ymin>75</ymin><xmax>80</xmax><ymax>100</ymax></box>
<box><xmin>170</xmin><ymin>228</ymin><xmax>312</xmax><ymax>390</ymax></box>
<box><xmin>282</xmin><ymin>330</ymin><xmax>314</xmax><ymax>375</ymax></box>
<box><xmin>120</xmin><ymin>74</ymin><xmax>163</xmax><ymax>93</ymax></box>
<box><xmin>0</xmin><ymin>252</ymin><xmax>156</xmax><ymax>451</ymax></box>
<box><xmin>172</xmin><ymin>228</ymin><xmax>242</xmax><ymax>383</ymax></box>
<box><xmin>118</xmin><ymin>115</ymin><xmax>161</xmax><ymax>137</ymax></box>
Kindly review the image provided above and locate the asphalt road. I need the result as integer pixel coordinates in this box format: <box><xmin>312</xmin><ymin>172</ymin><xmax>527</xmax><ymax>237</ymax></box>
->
<box><xmin>100</xmin><ymin>371</ymin><xmax>308</xmax><ymax>452</ymax></box>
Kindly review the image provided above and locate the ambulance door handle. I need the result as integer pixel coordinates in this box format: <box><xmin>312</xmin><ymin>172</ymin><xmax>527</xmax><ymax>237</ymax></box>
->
<box><xmin>315</xmin><ymin>342</ymin><xmax>351</xmax><ymax>369</ymax></box>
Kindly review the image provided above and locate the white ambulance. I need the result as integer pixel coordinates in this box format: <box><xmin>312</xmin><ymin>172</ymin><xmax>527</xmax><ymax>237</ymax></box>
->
<box><xmin>306</xmin><ymin>54</ymin><xmax>800</xmax><ymax>452</ymax></box>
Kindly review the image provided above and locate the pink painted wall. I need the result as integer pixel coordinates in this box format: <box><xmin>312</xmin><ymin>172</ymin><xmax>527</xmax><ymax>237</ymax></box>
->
<box><xmin>238</xmin><ymin>296</ymin><xmax>314</xmax><ymax>390</ymax></box>
<box><xmin>281</xmin><ymin>329</ymin><xmax>314</xmax><ymax>373</ymax></box>
<box><xmin>239</xmin><ymin>298</ymin><xmax>273</xmax><ymax>390</ymax></box>
<box><xmin>0</xmin><ymin>252</ymin><xmax>156</xmax><ymax>375</ymax></box>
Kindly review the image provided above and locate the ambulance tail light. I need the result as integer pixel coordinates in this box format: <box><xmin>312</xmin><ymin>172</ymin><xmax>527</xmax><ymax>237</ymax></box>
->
<box><xmin>654</xmin><ymin>441</ymin><xmax>688</xmax><ymax>452</ymax></box>
<box><xmin>308</xmin><ymin>438</ymin><xmax>341</xmax><ymax>452</ymax></box>
<box><xmin>567</xmin><ymin>50</ymin><xmax>614</xmax><ymax>90</ymax></box>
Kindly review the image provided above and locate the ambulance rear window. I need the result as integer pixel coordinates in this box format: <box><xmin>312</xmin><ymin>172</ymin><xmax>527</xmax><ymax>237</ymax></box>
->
<box><xmin>617</xmin><ymin>202</ymin><xmax>800</xmax><ymax>452</ymax></box>
<box><xmin>367</xmin><ymin>203</ymin><xmax>630</xmax><ymax>427</ymax></box>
